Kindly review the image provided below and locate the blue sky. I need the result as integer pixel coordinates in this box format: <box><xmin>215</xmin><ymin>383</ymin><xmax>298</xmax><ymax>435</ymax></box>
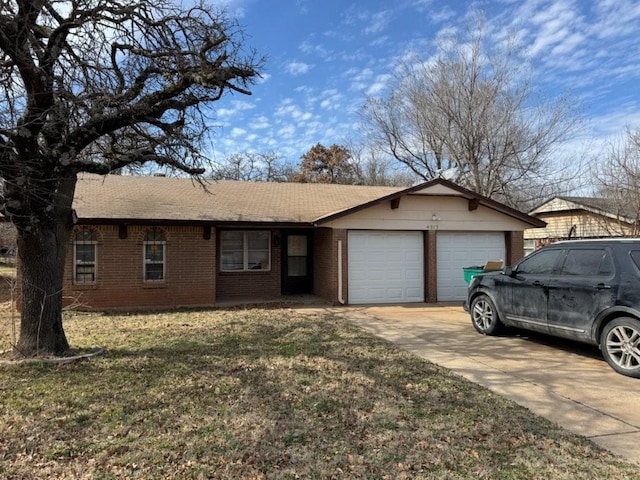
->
<box><xmin>211</xmin><ymin>0</ymin><xmax>640</xmax><ymax>166</ymax></box>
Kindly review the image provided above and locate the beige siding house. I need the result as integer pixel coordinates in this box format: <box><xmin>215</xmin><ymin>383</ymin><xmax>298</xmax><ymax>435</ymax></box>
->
<box><xmin>525</xmin><ymin>196</ymin><xmax>638</xmax><ymax>253</ymax></box>
<box><xmin>64</xmin><ymin>174</ymin><xmax>544</xmax><ymax>309</ymax></box>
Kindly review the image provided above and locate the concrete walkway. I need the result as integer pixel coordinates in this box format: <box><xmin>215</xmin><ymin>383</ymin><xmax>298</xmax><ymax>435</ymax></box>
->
<box><xmin>297</xmin><ymin>303</ymin><xmax>640</xmax><ymax>464</ymax></box>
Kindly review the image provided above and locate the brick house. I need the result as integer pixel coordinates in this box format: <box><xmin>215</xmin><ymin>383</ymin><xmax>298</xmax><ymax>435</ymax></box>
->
<box><xmin>64</xmin><ymin>174</ymin><xmax>544</xmax><ymax>309</ymax></box>
<box><xmin>524</xmin><ymin>196</ymin><xmax>639</xmax><ymax>254</ymax></box>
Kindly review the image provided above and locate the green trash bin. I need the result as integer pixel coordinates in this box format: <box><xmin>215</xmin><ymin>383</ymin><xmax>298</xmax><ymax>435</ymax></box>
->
<box><xmin>463</xmin><ymin>266</ymin><xmax>485</xmax><ymax>284</ymax></box>
<box><xmin>463</xmin><ymin>261</ymin><xmax>504</xmax><ymax>284</ymax></box>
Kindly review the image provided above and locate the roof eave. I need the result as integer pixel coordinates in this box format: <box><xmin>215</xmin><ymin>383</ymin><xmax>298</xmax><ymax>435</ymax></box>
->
<box><xmin>77</xmin><ymin>218</ymin><xmax>315</xmax><ymax>228</ymax></box>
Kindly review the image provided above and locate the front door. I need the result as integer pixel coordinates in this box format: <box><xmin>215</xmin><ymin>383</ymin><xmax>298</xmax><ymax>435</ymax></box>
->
<box><xmin>282</xmin><ymin>232</ymin><xmax>313</xmax><ymax>294</ymax></box>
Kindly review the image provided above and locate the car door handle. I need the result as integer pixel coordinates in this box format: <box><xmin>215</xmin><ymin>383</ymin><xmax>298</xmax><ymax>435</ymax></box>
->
<box><xmin>594</xmin><ymin>283</ymin><xmax>612</xmax><ymax>290</ymax></box>
<box><xmin>532</xmin><ymin>280</ymin><xmax>545</xmax><ymax>287</ymax></box>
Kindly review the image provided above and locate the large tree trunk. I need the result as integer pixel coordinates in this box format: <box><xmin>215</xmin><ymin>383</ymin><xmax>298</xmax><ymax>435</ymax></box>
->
<box><xmin>13</xmin><ymin>176</ymin><xmax>77</xmax><ymax>356</ymax></box>
<box><xmin>15</xmin><ymin>224</ymin><xmax>71</xmax><ymax>355</ymax></box>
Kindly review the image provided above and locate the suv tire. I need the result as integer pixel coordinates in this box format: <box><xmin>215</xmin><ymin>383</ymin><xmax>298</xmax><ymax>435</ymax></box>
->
<box><xmin>601</xmin><ymin>317</ymin><xmax>640</xmax><ymax>378</ymax></box>
<box><xmin>470</xmin><ymin>294</ymin><xmax>503</xmax><ymax>335</ymax></box>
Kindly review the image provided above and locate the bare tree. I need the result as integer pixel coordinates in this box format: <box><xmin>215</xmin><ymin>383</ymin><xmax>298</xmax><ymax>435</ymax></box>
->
<box><xmin>293</xmin><ymin>143</ymin><xmax>360</xmax><ymax>184</ymax></box>
<box><xmin>0</xmin><ymin>1</ymin><xmax>262</xmax><ymax>355</ymax></box>
<box><xmin>346</xmin><ymin>138</ymin><xmax>418</xmax><ymax>187</ymax></box>
<box><xmin>360</xmin><ymin>11</ymin><xmax>581</xmax><ymax>208</ymax></box>
<box><xmin>591</xmin><ymin>126</ymin><xmax>640</xmax><ymax>235</ymax></box>
<box><xmin>211</xmin><ymin>151</ymin><xmax>296</xmax><ymax>182</ymax></box>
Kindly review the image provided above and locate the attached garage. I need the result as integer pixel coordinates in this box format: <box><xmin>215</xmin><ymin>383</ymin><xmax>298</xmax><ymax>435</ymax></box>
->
<box><xmin>436</xmin><ymin>232</ymin><xmax>505</xmax><ymax>301</ymax></box>
<box><xmin>348</xmin><ymin>231</ymin><xmax>424</xmax><ymax>304</ymax></box>
<box><xmin>315</xmin><ymin>179</ymin><xmax>545</xmax><ymax>305</ymax></box>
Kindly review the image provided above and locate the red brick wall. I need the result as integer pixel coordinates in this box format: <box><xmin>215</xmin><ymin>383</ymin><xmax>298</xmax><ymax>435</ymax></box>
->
<box><xmin>506</xmin><ymin>231</ymin><xmax>524</xmax><ymax>265</ymax></box>
<box><xmin>64</xmin><ymin>225</ymin><xmax>216</xmax><ymax>310</ymax></box>
<box><xmin>61</xmin><ymin>224</ymin><xmax>526</xmax><ymax>310</ymax></box>
<box><xmin>313</xmin><ymin>228</ymin><xmax>346</xmax><ymax>304</ymax></box>
<box><xmin>313</xmin><ymin>228</ymin><xmax>334</xmax><ymax>303</ymax></box>
<box><xmin>215</xmin><ymin>230</ymin><xmax>282</xmax><ymax>302</ymax></box>
<box><xmin>425</xmin><ymin>230</ymin><xmax>438</xmax><ymax>303</ymax></box>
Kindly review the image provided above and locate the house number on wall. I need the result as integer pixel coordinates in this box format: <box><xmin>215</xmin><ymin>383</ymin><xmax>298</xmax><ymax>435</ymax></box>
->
<box><xmin>425</xmin><ymin>224</ymin><xmax>439</xmax><ymax>230</ymax></box>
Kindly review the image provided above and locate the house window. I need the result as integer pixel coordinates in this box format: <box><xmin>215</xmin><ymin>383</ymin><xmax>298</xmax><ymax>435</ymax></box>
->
<box><xmin>74</xmin><ymin>228</ymin><xmax>97</xmax><ymax>283</ymax></box>
<box><xmin>523</xmin><ymin>239</ymin><xmax>536</xmax><ymax>257</ymax></box>
<box><xmin>143</xmin><ymin>228</ymin><xmax>166</xmax><ymax>281</ymax></box>
<box><xmin>220</xmin><ymin>231</ymin><xmax>271</xmax><ymax>271</ymax></box>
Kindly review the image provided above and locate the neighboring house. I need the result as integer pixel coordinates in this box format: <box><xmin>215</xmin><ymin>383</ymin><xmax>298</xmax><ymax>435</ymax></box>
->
<box><xmin>525</xmin><ymin>196</ymin><xmax>639</xmax><ymax>254</ymax></box>
<box><xmin>63</xmin><ymin>173</ymin><xmax>545</xmax><ymax>309</ymax></box>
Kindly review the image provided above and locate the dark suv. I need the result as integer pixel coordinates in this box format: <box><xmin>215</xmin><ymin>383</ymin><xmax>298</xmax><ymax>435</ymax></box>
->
<box><xmin>466</xmin><ymin>239</ymin><xmax>640</xmax><ymax>377</ymax></box>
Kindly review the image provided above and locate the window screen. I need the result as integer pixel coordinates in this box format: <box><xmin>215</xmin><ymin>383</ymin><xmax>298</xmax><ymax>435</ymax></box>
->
<box><xmin>143</xmin><ymin>228</ymin><xmax>166</xmax><ymax>281</ymax></box>
<box><xmin>74</xmin><ymin>228</ymin><xmax>97</xmax><ymax>283</ymax></box>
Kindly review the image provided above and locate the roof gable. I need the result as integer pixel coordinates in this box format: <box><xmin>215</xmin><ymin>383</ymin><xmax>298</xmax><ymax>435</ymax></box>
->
<box><xmin>314</xmin><ymin>178</ymin><xmax>545</xmax><ymax>227</ymax></box>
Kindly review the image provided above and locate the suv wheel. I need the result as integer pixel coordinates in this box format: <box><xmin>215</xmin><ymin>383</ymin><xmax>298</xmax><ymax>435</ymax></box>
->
<box><xmin>470</xmin><ymin>294</ymin><xmax>503</xmax><ymax>335</ymax></box>
<box><xmin>601</xmin><ymin>317</ymin><xmax>640</xmax><ymax>378</ymax></box>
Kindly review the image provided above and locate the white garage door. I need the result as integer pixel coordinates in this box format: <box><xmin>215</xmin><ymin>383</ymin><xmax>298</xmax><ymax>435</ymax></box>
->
<box><xmin>348</xmin><ymin>231</ymin><xmax>424</xmax><ymax>304</ymax></box>
<box><xmin>437</xmin><ymin>232</ymin><xmax>505</xmax><ymax>301</ymax></box>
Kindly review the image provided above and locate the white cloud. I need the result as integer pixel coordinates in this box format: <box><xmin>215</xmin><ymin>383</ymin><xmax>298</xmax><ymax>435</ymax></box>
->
<box><xmin>278</xmin><ymin>124</ymin><xmax>296</xmax><ymax>138</ymax></box>
<box><xmin>526</xmin><ymin>1</ymin><xmax>584</xmax><ymax>57</ymax></box>
<box><xmin>364</xmin><ymin>10</ymin><xmax>392</xmax><ymax>35</ymax></box>
<box><xmin>249</xmin><ymin>116</ymin><xmax>271</xmax><ymax>130</ymax></box>
<box><xmin>285</xmin><ymin>61</ymin><xmax>312</xmax><ymax>75</ymax></box>
<box><xmin>366</xmin><ymin>74</ymin><xmax>393</xmax><ymax>96</ymax></box>
<box><xmin>319</xmin><ymin>89</ymin><xmax>344</xmax><ymax>110</ymax></box>
<box><xmin>345</xmin><ymin>67</ymin><xmax>375</xmax><ymax>92</ymax></box>
<box><xmin>256</xmin><ymin>73</ymin><xmax>271</xmax><ymax>84</ymax></box>
<box><xmin>299</xmin><ymin>40</ymin><xmax>332</xmax><ymax>59</ymax></box>
<box><xmin>593</xmin><ymin>0</ymin><xmax>640</xmax><ymax>38</ymax></box>
<box><xmin>430</xmin><ymin>6</ymin><xmax>455</xmax><ymax>23</ymax></box>
<box><xmin>215</xmin><ymin>100</ymin><xmax>256</xmax><ymax>120</ymax></box>
<box><xmin>274</xmin><ymin>99</ymin><xmax>314</xmax><ymax>122</ymax></box>
<box><xmin>231</xmin><ymin>127</ymin><xmax>247</xmax><ymax>138</ymax></box>
<box><xmin>296</xmin><ymin>0</ymin><xmax>310</xmax><ymax>14</ymax></box>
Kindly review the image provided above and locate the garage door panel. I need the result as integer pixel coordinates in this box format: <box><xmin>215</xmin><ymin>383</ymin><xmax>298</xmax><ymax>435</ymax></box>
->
<box><xmin>437</xmin><ymin>232</ymin><xmax>505</xmax><ymax>302</ymax></box>
<box><xmin>385</xmin><ymin>288</ymin><xmax>404</xmax><ymax>300</ymax></box>
<box><xmin>360</xmin><ymin>269</ymin><xmax>386</xmax><ymax>281</ymax></box>
<box><xmin>387</xmin><ymin>270</ymin><xmax>403</xmax><ymax>281</ymax></box>
<box><xmin>348</xmin><ymin>231</ymin><xmax>424</xmax><ymax>304</ymax></box>
<box><xmin>405</xmin><ymin>269</ymin><xmax>422</xmax><ymax>280</ymax></box>
<box><xmin>406</xmin><ymin>287</ymin><xmax>423</xmax><ymax>299</ymax></box>
<box><xmin>404</xmin><ymin>251</ymin><xmax>421</xmax><ymax>262</ymax></box>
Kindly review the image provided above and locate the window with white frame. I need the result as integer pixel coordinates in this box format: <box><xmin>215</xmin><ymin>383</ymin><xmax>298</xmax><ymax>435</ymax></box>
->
<box><xmin>143</xmin><ymin>228</ymin><xmax>166</xmax><ymax>281</ymax></box>
<box><xmin>220</xmin><ymin>230</ymin><xmax>270</xmax><ymax>271</ymax></box>
<box><xmin>74</xmin><ymin>228</ymin><xmax>97</xmax><ymax>283</ymax></box>
<box><xmin>523</xmin><ymin>239</ymin><xmax>536</xmax><ymax>257</ymax></box>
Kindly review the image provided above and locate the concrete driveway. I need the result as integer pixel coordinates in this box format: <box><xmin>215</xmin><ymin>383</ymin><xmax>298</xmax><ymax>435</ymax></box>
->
<box><xmin>320</xmin><ymin>303</ymin><xmax>640</xmax><ymax>464</ymax></box>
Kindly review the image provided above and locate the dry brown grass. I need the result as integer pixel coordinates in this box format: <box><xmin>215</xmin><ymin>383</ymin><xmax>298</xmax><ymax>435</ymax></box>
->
<box><xmin>0</xmin><ymin>305</ymin><xmax>637</xmax><ymax>479</ymax></box>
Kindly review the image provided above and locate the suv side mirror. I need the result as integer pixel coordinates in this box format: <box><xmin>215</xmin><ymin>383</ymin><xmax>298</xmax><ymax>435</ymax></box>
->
<box><xmin>503</xmin><ymin>266</ymin><xmax>514</xmax><ymax>277</ymax></box>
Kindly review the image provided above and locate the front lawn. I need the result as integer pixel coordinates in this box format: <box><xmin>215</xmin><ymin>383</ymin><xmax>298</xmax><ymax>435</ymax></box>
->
<box><xmin>0</xmin><ymin>307</ymin><xmax>636</xmax><ymax>479</ymax></box>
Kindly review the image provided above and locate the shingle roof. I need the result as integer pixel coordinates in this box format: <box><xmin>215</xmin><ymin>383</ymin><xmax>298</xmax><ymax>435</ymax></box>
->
<box><xmin>560</xmin><ymin>196</ymin><xmax>619</xmax><ymax>213</ymax></box>
<box><xmin>73</xmin><ymin>173</ymin><xmax>403</xmax><ymax>224</ymax></box>
<box><xmin>547</xmin><ymin>196</ymin><xmax>636</xmax><ymax>223</ymax></box>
